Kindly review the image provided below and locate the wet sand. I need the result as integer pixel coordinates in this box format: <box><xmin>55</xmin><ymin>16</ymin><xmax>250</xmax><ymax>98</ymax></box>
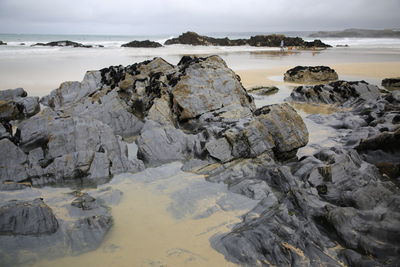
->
<box><xmin>34</xmin><ymin>163</ymin><xmax>256</xmax><ymax>267</ymax></box>
<box><xmin>237</xmin><ymin>61</ymin><xmax>400</xmax><ymax>88</ymax></box>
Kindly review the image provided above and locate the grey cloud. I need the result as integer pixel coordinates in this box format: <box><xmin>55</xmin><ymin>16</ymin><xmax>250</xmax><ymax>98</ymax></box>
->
<box><xmin>0</xmin><ymin>0</ymin><xmax>399</xmax><ymax>34</ymax></box>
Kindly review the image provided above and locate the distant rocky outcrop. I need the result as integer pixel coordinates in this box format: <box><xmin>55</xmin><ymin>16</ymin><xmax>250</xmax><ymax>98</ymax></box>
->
<box><xmin>165</xmin><ymin>31</ymin><xmax>331</xmax><ymax>48</ymax></box>
<box><xmin>0</xmin><ymin>40</ymin><xmax>6</xmax><ymax>45</ymax></box>
<box><xmin>310</xmin><ymin>28</ymin><xmax>400</xmax><ymax>38</ymax></box>
<box><xmin>121</xmin><ymin>40</ymin><xmax>163</xmax><ymax>48</ymax></box>
<box><xmin>32</xmin><ymin>40</ymin><xmax>93</xmax><ymax>48</ymax></box>
<box><xmin>284</xmin><ymin>66</ymin><xmax>338</xmax><ymax>83</ymax></box>
<box><xmin>382</xmin><ymin>77</ymin><xmax>400</xmax><ymax>90</ymax></box>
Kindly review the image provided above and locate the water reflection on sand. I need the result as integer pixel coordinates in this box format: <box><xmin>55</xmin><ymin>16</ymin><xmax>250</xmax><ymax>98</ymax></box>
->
<box><xmin>36</xmin><ymin>162</ymin><xmax>257</xmax><ymax>267</ymax></box>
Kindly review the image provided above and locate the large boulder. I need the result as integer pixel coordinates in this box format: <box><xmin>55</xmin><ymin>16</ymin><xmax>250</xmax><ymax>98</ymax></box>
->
<box><xmin>0</xmin><ymin>198</ymin><xmax>59</xmax><ymax>235</ymax></box>
<box><xmin>172</xmin><ymin>55</ymin><xmax>255</xmax><ymax>120</ymax></box>
<box><xmin>284</xmin><ymin>66</ymin><xmax>338</xmax><ymax>84</ymax></box>
<box><xmin>121</xmin><ymin>40</ymin><xmax>162</xmax><ymax>48</ymax></box>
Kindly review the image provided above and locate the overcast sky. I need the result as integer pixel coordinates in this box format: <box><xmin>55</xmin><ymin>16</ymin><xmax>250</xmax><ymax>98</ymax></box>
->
<box><xmin>0</xmin><ymin>0</ymin><xmax>399</xmax><ymax>35</ymax></box>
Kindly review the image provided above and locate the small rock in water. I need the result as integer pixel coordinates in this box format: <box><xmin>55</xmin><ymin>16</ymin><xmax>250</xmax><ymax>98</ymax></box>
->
<box><xmin>247</xmin><ymin>86</ymin><xmax>279</xmax><ymax>95</ymax></box>
<box><xmin>284</xmin><ymin>65</ymin><xmax>338</xmax><ymax>83</ymax></box>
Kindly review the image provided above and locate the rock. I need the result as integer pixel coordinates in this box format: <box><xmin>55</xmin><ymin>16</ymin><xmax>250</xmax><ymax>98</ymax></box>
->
<box><xmin>205</xmin><ymin>138</ymin><xmax>234</xmax><ymax>162</ymax></box>
<box><xmin>41</xmin><ymin>71</ymin><xmax>102</xmax><ymax>108</ymax></box>
<box><xmin>137</xmin><ymin>120</ymin><xmax>202</xmax><ymax>166</ymax></box>
<box><xmin>0</xmin><ymin>88</ymin><xmax>27</xmax><ymax>100</ymax></box>
<box><xmin>172</xmin><ymin>55</ymin><xmax>255</xmax><ymax>120</ymax></box>
<box><xmin>164</xmin><ymin>31</ymin><xmax>331</xmax><ymax>48</ymax></box>
<box><xmin>247</xmin><ymin>86</ymin><xmax>279</xmax><ymax>95</ymax></box>
<box><xmin>68</xmin><ymin>215</ymin><xmax>112</xmax><ymax>253</ymax></box>
<box><xmin>288</xmin><ymin>80</ymin><xmax>381</xmax><ymax>104</ymax></box>
<box><xmin>0</xmin><ymin>138</ymin><xmax>28</xmax><ymax>184</ymax></box>
<box><xmin>0</xmin><ymin>121</ymin><xmax>12</xmax><ymax>140</ymax></box>
<box><xmin>71</xmin><ymin>193</ymin><xmax>99</xmax><ymax>210</ymax></box>
<box><xmin>0</xmin><ymin>40</ymin><xmax>7</xmax><ymax>45</ymax></box>
<box><xmin>164</xmin><ymin>31</ymin><xmax>245</xmax><ymax>46</ymax></box>
<box><xmin>13</xmin><ymin>111</ymin><xmax>144</xmax><ymax>186</ymax></box>
<box><xmin>212</xmin><ymin>148</ymin><xmax>400</xmax><ymax>266</ymax></box>
<box><xmin>32</xmin><ymin>40</ymin><xmax>92</xmax><ymax>48</ymax></box>
<box><xmin>0</xmin><ymin>88</ymin><xmax>40</xmax><ymax>120</ymax></box>
<box><xmin>121</xmin><ymin>40</ymin><xmax>162</xmax><ymax>48</ymax></box>
<box><xmin>382</xmin><ymin>77</ymin><xmax>400</xmax><ymax>90</ymax></box>
<box><xmin>283</xmin><ymin>66</ymin><xmax>338</xmax><ymax>83</ymax></box>
<box><xmin>220</xmin><ymin>104</ymin><xmax>308</xmax><ymax>160</ymax></box>
<box><xmin>0</xmin><ymin>198</ymin><xmax>59</xmax><ymax>235</ymax></box>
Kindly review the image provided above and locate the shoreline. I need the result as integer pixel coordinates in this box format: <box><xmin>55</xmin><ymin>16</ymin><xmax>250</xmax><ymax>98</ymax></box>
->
<box><xmin>236</xmin><ymin>61</ymin><xmax>400</xmax><ymax>88</ymax></box>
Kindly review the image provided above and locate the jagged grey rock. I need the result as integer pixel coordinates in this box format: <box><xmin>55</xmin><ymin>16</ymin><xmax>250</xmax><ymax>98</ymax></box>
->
<box><xmin>172</xmin><ymin>56</ymin><xmax>255</xmax><ymax>120</ymax></box>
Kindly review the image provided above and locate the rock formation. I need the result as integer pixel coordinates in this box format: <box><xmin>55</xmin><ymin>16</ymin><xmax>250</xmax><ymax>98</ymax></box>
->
<box><xmin>0</xmin><ymin>40</ymin><xmax>6</xmax><ymax>45</ymax></box>
<box><xmin>382</xmin><ymin>77</ymin><xmax>400</xmax><ymax>90</ymax></box>
<box><xmin>284</xmin><ymin>66</ymin><xmax>339</xmax><ymax>84</ymax></box>
<box><xmin>31</xmin><ymin>40</ymin><xmax>93</xmax><ymax>48</ymax></box>
<box><xmin>121</xmin><ymin>40</ymin><xmax>163</xmax><ymax>48</ymax></box>
<box><xmin>165</xmin><ymin>31</ymin><xmax>331</xmax><ymax>48</ymax></box>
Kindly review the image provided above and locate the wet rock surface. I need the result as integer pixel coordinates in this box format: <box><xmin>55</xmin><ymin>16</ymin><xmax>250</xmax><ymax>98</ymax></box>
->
<box><xmin>165</xmin><ymin>31</ymin><xmax>331</xmax><ymax>48</ymax></box>
<box><xmin>1</xmin><ymin>55</ymin><xmax>399</xmax><ymax>266</ymax></box>
<box><xmin>121</xmin><ymin>40</ymin><xmax>163</xmax><ymax>48</ymax></box>
<box><xmin>284</xmin><ymin>66</ymin><xmax>338</xmax><ymax>83</ymax></box>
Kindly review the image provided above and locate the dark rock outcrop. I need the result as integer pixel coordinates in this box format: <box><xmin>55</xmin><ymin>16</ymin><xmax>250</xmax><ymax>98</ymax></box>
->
<box><xmin>0</xmin><ymin>198</ymin><xmax>59</xmax><ymax>235</ymax></box>
<box><xmin>164</xmin><ymin>31</ymin><xmax>331</xmax><ymax>48</ymax></box>
<box><xmin>0</xmin><ymin>40</ymin><xmax>6</xmax><ymax>45</ymax></box>
<box><xmin>32</xmin><ymin>40</ymin><xmax>92</xmax><ymax>48</ymax></box>
<box><xmin>121</xmin><ymin>40</ymin><xmax>163</xmax><ymax>48</ymax></box>
<box><xmin>287</xmin><ymin>80</ymin><xmax>381</xmax><ymax>105</ymax></box>
<box><xmin>310</xmin><ymin>28</ymin><xmax>400</xmax><ymax>38</ymax></box>
<box><xmin>284</xmin><ymin>66</ymin><xmax>338</xmax><ymax>84</ymax></box>
<box><xmin>382</xmin><ymin>77</ymin><xmax>400</xmax><ymax>90</ymax></box>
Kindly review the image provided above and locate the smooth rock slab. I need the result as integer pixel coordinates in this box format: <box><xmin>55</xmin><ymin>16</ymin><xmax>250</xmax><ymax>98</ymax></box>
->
<box><xmin>0</xmin><ymin>198</ymin><xmax>59</xmax><ymax>236</ymax></box>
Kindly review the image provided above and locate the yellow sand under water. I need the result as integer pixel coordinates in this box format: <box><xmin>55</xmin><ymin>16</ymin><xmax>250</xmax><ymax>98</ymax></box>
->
<box><xmin>36</xmin><ymin>170</ymin><xmax>242</xmax><ymax>267</ymax></box>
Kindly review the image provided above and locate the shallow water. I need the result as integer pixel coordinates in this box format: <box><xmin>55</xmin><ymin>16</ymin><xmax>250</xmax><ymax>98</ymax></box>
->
<box><xmin>28</xmin><ymin>162</ymin><xmax>257</xmax><ymax>267</ymax></box>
